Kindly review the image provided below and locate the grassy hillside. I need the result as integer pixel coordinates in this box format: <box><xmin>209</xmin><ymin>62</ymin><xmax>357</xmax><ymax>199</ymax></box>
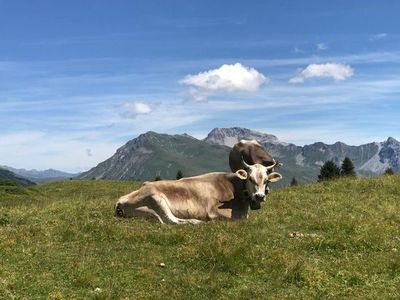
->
<box><xmin>0</xmin><ymin>168</ymin><xmax>36</xmax><ymax>187</ymax></box>
<box><xmin>1</xmin><ymin>177</ymin><xmax>399</xmax><ymax>299</ymax></box>
<box><xmin>79</xmin><ymin>132</ymin><xmax>232</xmax><ymax>181</ymax></box>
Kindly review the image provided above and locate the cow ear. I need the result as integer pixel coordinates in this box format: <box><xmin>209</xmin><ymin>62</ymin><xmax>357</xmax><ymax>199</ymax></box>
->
<box><xmin>268</xmin><ymin>172</ymin><xmax>282</xmax><ymax>182</ymax></box>
<box><xmin>236</xmin><ymin>169</ymin><xmax>248</xmax><ymax>180</ymax></box>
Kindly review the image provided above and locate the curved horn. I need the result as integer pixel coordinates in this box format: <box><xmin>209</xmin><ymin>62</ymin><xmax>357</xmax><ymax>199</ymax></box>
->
<box><xmin>241</xmin><ymin>156</ymin><xmax>251</xmax><ymax>169</ymax></box>
<box><xmin>266</xmin><ymin>160</ymin><xmax>278</xmax><ymax>171</ymax></box>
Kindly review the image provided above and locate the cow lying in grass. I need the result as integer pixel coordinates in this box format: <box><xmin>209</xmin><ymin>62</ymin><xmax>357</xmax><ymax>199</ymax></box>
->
<box><xmin>115</xmin><ymin>161</ymin><xmax>282</xmax><ymax>224</ymax></box>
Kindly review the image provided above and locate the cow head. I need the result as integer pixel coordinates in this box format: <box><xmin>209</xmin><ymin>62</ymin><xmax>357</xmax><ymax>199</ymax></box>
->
<box><xmin>239</xmin><ymin>158</ymin><xmax>282</xmax><ymax>210</ymax></box>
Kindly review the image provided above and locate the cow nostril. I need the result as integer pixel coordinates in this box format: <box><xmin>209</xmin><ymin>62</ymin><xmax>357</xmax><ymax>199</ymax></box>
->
<box><xmin>255</xmin><ymin>194</ymin><xmax>265</xmax><ymax>201</ymax></box>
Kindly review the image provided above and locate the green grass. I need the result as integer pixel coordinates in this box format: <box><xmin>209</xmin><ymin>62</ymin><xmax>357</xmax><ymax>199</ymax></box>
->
<box><xmin>1</xmin><ymin>177</ymin><xmax>400</xmax><ymax>299</ymax></box>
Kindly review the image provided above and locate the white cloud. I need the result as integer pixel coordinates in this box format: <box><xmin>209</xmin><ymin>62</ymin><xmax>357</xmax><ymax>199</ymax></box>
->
<box><xmin>289</xmin><ymin>63</ymin><xmax>354</xmax><ymax>84</ymax></box>
<box><xmin>180</xmin><ymin>63</ymin><xmax>268</xmax><ymax>100</ymax></box>
<box><xmin>293</xmin><ymin>47</ymin><xmax>304</xmax><ymax>54</ymax></box>
<box><xmin>369</xmin><ymin>33</ymin><xmax>387</xmax><ymax>41</ymax></box>
<box><xmin>120</xmin><ymin>102</ymin><xmax>153</xmax><ymax>119</ymax></box>
<box><xmin>316</xmin><ymin>43</ymin><xmax>328</xmax><ymax>51</ymax></box>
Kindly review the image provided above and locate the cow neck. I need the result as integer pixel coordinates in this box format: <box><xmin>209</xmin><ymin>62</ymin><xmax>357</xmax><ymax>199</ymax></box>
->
<box><xmin>241</xmin><ymin>179</ymin><xmax>251</xmax><ymax>202</ymax></box>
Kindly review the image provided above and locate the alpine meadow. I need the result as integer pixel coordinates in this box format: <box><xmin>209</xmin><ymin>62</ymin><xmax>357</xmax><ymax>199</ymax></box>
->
<box><xmin>1</xmin><ymin>175</ymin><xmax>400</xmax><ymax>298</ymax></box>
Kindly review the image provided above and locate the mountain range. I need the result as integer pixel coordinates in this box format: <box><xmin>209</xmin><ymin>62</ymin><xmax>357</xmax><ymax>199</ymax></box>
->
<box><xmin>79</xmin><ymin>127</ymin><xmax>400</xmax><ymax>186</ymax></box>
<box><xmin>0</xmin><ymin>168</ymin><xmax>36</xmax><ymax>187</ymax></box>
<box><xmin>0</xmin><ymin>166</ymin><xmax>78</xmax><ymax>183</ymax></box>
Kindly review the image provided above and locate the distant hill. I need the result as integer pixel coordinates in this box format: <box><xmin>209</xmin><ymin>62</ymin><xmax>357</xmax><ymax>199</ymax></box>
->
<box><xmin>78</xmin><ymin>131</ymin><xmax>231</xmax><ymax>181</ymax></box>
<box><xmin>0</xmin><ymin>168</ymin><xmax>36</xmax><ymax>187</ymax></box>
<box><xmin>1</xmin><ymin>166</ymin><xmax>79</xmax><ymax>183</ymax></box>
<box><xmin>79</xmin><ymin>127</ymin><xmax>400</xmax><ymax>186</ymax></box>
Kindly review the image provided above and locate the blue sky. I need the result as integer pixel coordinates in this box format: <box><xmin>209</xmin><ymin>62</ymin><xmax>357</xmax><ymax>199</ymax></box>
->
<box><xmin>1</xmin><ymin>1</ymin><xmax>400</xmax><ymax>172</ymax></box>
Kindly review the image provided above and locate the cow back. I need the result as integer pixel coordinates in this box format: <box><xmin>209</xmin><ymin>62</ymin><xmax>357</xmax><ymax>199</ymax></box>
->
<box><xmin>229</xmin><ymin>140</ymin><xmax>275</xmax><ymax>172</ymax></box>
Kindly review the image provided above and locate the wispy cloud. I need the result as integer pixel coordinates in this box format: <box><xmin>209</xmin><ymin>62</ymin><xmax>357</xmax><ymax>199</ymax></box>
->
<box><xmin>119</xmin><ymin>102</ymin><xmax>154</xmax><ymax>119</ymax></box>
<box><xmin>0</xmin><ymin>130</ymin><xmax>121</xmax><ymax>173</ymax></box>
<box><xmin>316</xmin><ymin>43</ymin><xmax>328</xmax><ymax>51</ymax></box>
<box><xmin>369</xmin><ymin>33</ymin><xmax>388</xmax><ymax>41</ymax></box>
<box><xmin>293</xmin><ymin>47</ymin><xmax>305</xmax><ymax>54</ymax></box>
<box><xmin>153</xmin><ymin>16</ymin><xmax>246</xmax><ymax>28</ymax></box>
<box><xmin>196</xmin><ymin>51</ymin><xmax>400</xmax><ymax>69</ymax></box>
<box><xmin>289</xmin><ymin>63</ymin><xmax>354</xmax><ymax>83</ymax></box>
<box><xmin>0</xmin><ymin>131</ymin><xmax>46</xmax><ymax>147</ymax></box>
<box><xmin>180</xmin><ymin>63</ymin><xmax>268</xmax><ymax>101</ymax></box>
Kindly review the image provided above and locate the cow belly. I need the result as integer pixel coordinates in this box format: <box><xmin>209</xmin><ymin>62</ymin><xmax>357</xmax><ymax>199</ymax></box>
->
<box><xmin>155</xmin><ymin>182</ymin><xmax>228</xmax><ymax>221</ymax></box>
<box><xmin>169</xmin><ymin>200</ymin><xmax>210</xmax><ymax>220</ymax></box>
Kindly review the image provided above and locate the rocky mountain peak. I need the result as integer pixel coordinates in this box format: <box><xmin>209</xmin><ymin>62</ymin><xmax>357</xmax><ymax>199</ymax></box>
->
<box><xmin>378</xmin><ymin>137</ymin><xmax>400</xmax><ymax>169</ymax></box>
<box><xmin>203</xmin><ymin>127</ymin><xmax>282</xmax><ymax>147</ymax></box>
<box><xmin>180</xmin><ymin>133</ymin><xmax>197</xmax><ymax>139</ymax></box>
<box><xmin>384</xmin><ymin>137</ymin><xmax>400</xmax><ymax>146</ymax></box>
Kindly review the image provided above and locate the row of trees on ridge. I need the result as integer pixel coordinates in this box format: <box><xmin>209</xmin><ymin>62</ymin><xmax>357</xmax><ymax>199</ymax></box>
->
<box><xmin>292</xmin><ymin>157</ymin><xmax>396</xmax><ymax>186</ymax></box>
<box><xmin>155</xmin><ymin>160</ymin><xmax>395</xmax><ymax>186</ymax></box>
<box><xmin>318</xmin><ymin>157</ymin><xmax>356</xmax><ymax>181</ymax></box>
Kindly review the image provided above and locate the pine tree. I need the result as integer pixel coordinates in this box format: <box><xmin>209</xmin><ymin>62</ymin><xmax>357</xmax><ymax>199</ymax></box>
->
<box><xmin>384</xmin><ymin>168</ymin><xmax>394</xmax><ymax>175</ymax></box>
<box><xmin>176</xmin><ymin>170</ymin><xmax>183</xmax><ymax>180</ymax></box>
<box><xmin>341</xmin><ymin>157</ymin><xmax>356</xmax><ymax>177</ymax></box>
<box><xmin>290</xmin><ymin>177</ymin><xmax>299</xmax><ymax>186</ymax></box>
<box><xmin>318</xmin><ymin>160</ymin><xmax>341</xmax><ymax>182</ymax></box>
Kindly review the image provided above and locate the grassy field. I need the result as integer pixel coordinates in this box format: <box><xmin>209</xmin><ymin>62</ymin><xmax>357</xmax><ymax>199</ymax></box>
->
<box><xmin>1</xmin><ymin>176</ymin><xmax>400</xmax><ymax>299</ymax></box>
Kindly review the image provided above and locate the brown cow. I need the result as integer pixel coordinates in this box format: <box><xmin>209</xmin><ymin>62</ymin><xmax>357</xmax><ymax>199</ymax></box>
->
<box><xmin>115</xmin><ymin>165</ymin><xmax>282</xmax><ymax>224</ymax></box>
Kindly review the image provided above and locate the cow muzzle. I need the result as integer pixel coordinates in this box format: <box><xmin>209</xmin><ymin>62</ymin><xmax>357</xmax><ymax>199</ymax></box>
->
<box><xmin>115</xmin><ymin>202</ymin><xmax>124</xmax><ymax>218</ymax></box>
<box><xmin>254</xmin><ymin>193</ymin><xmax>265</xmax><ymax>202</ymax></box>
<box><xmin>249</xmin><ymin>192</ymin><xmax>268</xmax><ymax>210</ymax></box>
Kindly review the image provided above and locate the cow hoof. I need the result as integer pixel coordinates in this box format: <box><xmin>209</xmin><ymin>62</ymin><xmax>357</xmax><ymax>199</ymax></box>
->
<box><xmin>188</xmin><ymin>219</ymin><xmax>203</xmax><ymax>225</ymax></box>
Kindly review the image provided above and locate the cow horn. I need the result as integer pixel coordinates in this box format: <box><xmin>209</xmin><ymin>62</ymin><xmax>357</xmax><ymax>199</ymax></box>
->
<box><xmin>241</xmin><ymin>156</ymin><xmax>251</xmax><ymax>169</ymax></box>
<box><xmin>266</xmin><ymin>160</ymin><xmax>278</xmax><ymax>170</ymax></box>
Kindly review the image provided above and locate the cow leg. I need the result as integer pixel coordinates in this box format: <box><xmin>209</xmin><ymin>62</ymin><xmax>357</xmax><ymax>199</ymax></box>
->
<box><xmin>132</xmin><ymin>206</ymin><xmax>165</xmax><ymax>223</ymax></box>
<box><xmin>116</xmin><ymin>192</ymin><xmax>202</xmax><ymax>224</ymax></box>
<box><xmin>149</xmin><ymin>194</ymin><xmax>203</xmax><ymax>225</ymax></box>
<box><xmin>116</xmin><ymin>192</ymin><xmax>165</xmax><ymax>223</ymax></box>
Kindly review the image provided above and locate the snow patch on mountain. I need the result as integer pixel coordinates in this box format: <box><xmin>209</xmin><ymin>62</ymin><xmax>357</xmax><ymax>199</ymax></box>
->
<box><xmin>295</xmin><ymin>153</ymin><xmax>305</xmax><ymax>166</ymax></box>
